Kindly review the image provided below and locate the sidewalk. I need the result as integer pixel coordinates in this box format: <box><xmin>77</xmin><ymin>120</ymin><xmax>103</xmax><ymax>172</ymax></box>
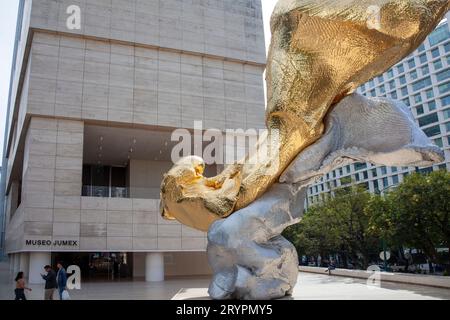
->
<box><xmin>0</xmin><ymin>260</ymin><xmax>210</xmax><ymax>300</ymax></box>
<box><xmin>1</xmin><ymin>260</ymin><xmax>449</xmax><ymax>300</ymax></box>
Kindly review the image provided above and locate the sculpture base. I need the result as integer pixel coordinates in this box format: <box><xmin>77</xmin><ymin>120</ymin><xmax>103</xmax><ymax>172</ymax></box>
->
<box><xmin>206</xmin><ymin>183</ymin><xmax>304</xmax><ymax>300</ymax></box>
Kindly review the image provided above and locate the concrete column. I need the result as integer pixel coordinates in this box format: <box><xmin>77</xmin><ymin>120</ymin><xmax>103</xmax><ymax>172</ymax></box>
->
<box><xmin>145</xmin><ymin>252</ymin><xmax>164</xmax><ymax>282</ymax></box>
<box><xmin>29</xmin><ymin>252</ymin><xmax>51</xmax><ymax>284</ymax></box>
<box><xmin>9</xmin><ymin>254</ymin><xmax>14</xmax><ymax>274</ymax></box>
<box><xmin>19</xmin><ymin>252</ymin><xmax>30</xmax><ymax>278</ymax></box>
<box><xmin>14</xmin><ymin>253</ymin><xmax>20</xmax><ymax>274</ymax></box>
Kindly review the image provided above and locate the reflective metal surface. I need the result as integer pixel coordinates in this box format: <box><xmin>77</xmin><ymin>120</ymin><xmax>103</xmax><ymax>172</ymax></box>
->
<box><xmin>160</xmin><ymin>0</ymin><xmax>449</xmax><ymax>231</ymax></box>
<box><xmin>207</xmin><ymin>93</ymin><xmax>444</xmax><ymax>300</ymax></box>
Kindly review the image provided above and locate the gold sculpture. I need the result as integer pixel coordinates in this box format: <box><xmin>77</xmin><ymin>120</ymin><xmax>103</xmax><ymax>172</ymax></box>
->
<box><xmin>160</xmin><ymin>0</ymin><xmax>450</xmax><ymax>231</ymax></box>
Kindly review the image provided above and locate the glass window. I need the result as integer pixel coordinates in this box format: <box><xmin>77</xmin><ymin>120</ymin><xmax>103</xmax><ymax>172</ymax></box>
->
<box><xmin>447</xmin><ymin>55</ymin><xmax>450</xmax><ymax>65</ymax></box>
<box><xmin>359</xmin><ymin>84</ymin><xmax>365</xmax><ymax>92</ymax></box>
<box><xmin>391</xmin><ymin>91</ymin><xmax>397</xmax><ymax>99</ymax></box>
<box><xmin>399</xmin><ymin>75</ymin><xmax>406</xmax><ymax>84</ymax></box>
<box><xmin>438</xmin><ymin>81</ymin><xmax>450</xmax><ymax>94</ymax></box>
<box><xmin>418</xmin><ymin>112</ymin><xmax>438</xmax><ymax>127</ymax></box>
<box><xmin>431</xmin><ymin>47</ymin><xmax>440</xmax><ymax>58</ymax></box>
<box><xmin>381</xmin><ymin>166</ymin><xmax>387</xmax><ymax>175</ymax></box>
<box><xmin>369</xmin><ymin>79</ymin><xmax>375</xmax><ymax>87</ymax></box>
<box><xmin>371</xmin><ymin>168</ymin><xmax>377</xmax><ymax>177</ymax></box>
<box><xmin>370</xmin><ymin>89</ymin><xmax>376</xmax><ymax>97</ymax></box>
<box><xmin>354</xmin><ymin>162</ymin><xmax>367</xmax><ymax>171</ymax></box>
<box><xmin>418</xmin><ymin>44</ymin><xmax>426</xmax><ymax>52</ymax></box>
<box><xmin>434</xmin><ymin>59</ymin><xmax>443</xmax><ymax>70</ymax></box>
<box><xmin>419</xmin><ymin>167</ymin><xmax>434</xmax><ymax>174</ymax></box>
<box><xmin>387</xmin><ymin>69</ymin><xmax>394</xmax><ymax>79</ymax></box>
<box><xmin>423</xmin><ymin>125</ymin><xmax>441</xmax><ymax>137</ymax></box>
<box><xmin>419</xmin><ymin>53</ymin><xmax>427</xmax><ymax>63</ymax></box>
<box><xmin>355</xmin><ymin>173</ymin><xmax>360</xmax><ymax>182</ymax></box>
<box><xmin>425</xmin><ymin>89</ymin><xmax>434</xmax><ymax>99</ymax></box>
<box><xmin>391</xmin><ymin>167</ymin><xmax>398</xmax><ymax>173</ymax></box>
<box><xmin>345</xmin><ymin>165</ymin><xmax>350</xmax><ymax>174</ymax></box>
<box><xmin>383</xmin><ymin>177</ymin><xmax>389</xmax><ymax>188</ymax></box>
<box><xmin>392</xmin><ymin>175</ymin><xmax>399</xmax><ymax>184</ymax></box>
<box><xmin>444</xmin><ymin>109</ymin><xmax>450</xmax><ymax>119</ymax></box>
<box><xmin>416</xmin><ymin>105</ymin><xmax>424</xmax><ymax>115</ymax></box>
<box><xmin>445</xmin><ymin>42</ymin><xmax>450</xmax><ymax>53</ymax></box>
<box><xmin>448</xmin><ymin>136</ymin><xmax>450</xmax><ymax>145</ymax></box>
<box><xmin>377</xmin><ymin>75</ymin><xmax>384</xmax><ymax>83</ymax></box>
<box><xmin>379</xmin><ymin>86</ymin><xmax>385</xmax><ymax>94</ymax></box>
<box><xmin>414</xmin><ymin>93</ymin><xmax>422</xmax><ymax>103</ymax></box>
<box><xmin>389</xmin><ymin>80</ymin><xmax>395</xmax><ymax>90</ymax></box>
<box><xmin>82</xmin><ymin>165</ymin><xmax>128</xmax><ymax>198</ymax></box>
<box><xmin>363</xmin><ymin>171</ymin><xmax>368</xmax><ymax>180</ymax></box>
<box><xmin>428</xmin><ymin>24</ymin><xmax>450</xmax><ymax>46</ymax></box>
<box><xmin>436</xmin><ymin>68</ymin><xmax>450</xmax><ymax>82</ymax></box>
<box><xmin>412</xmin><ymin>76</ymin><xmax>431</xmax><ymax>91</ymax></box>
<box><xmin>445</xmin><ymin>121</ymin><xmax>450</xmax><ymax>132</ymax></box>
<box><xmin>373</xmin><ymin>180</ymin><xmax>379</xmax><ymax>192</ymax></box>
<box><xmin>434</xmin><ymin>137</ymin><xmax>443</xmax><ymax>148</ymax></box>
<box><xmin>428</xmin><ymin>101</ymin><xmax>436</xmax><ymax>111</ymax></box>
<box><xmin>403</xmin><ymin>97</ymin><xmax>410</xmax><ymax>106</ymax></box>
<box><xmin>441</xmin><ymin>95</ymin><xmax>450</xmax><ymax>106</ymax></box>
<box><xmin>401</xmin><ymin>86</ymin><xmax>408</xmax><ymax>96</ymax></box>
<box><xmin>410</xmin><ymin>70</ymin><xmax>418</xmax><ymax>80</ymax></box>
<box><xmin>397</xmin><ymin>64</ymin><xmax>404</xmax><ymax>73</ymax></box>
<box><xmin>408</xmin><ymin>59</ymin><xmax>415</xmax><ymax>69</ymax></box>
<box><xmin>422</xmin><ymin>65</ymin><xmax>430</xmax><ymax>75</ymax></box>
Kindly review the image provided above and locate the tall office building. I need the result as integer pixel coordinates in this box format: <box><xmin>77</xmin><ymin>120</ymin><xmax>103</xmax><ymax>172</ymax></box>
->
<box><xmin>1</xmin><ymin>0</ymin><xmax>266</xmax><ymax>283</ymax></box>
<box><xmin>307</xmin><ymin>13</ymin><xmax>450</xmax><ymax>206</ymax></box>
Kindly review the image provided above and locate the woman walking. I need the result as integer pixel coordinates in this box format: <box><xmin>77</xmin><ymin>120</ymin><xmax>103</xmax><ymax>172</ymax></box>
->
<box><xmin>14</xmin><ymin>272</ymin><xmax>32</xmax><ymax>300</ymax></box>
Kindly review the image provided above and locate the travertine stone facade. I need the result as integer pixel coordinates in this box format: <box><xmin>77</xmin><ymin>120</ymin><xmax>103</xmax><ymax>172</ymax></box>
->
<box><xmin>29</xmin><ymin>0</ymin><xmax>266</xmax><ymax>64</ymax></box>
<box><xmin>4</xmin><ymin>0</ymin><xmax>265</xmax><ymax>259</ymax></box>
<box><xmin>26</xmin><ymin>32</ymin><xmax>265</xmax><ymax>130</ymax></box>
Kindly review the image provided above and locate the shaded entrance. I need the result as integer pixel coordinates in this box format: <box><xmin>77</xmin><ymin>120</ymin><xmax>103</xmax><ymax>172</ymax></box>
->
<box><xmin>51</xmin><ymin>252</ymin><xmax>133</xmax><ymax>281</ymax></box>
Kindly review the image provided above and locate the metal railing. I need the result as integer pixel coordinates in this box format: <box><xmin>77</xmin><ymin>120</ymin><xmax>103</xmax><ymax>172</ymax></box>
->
<box><xmin>82</xmin><ymin>186</ymin><xmax>129</xmax><ymax>198</ymax></box>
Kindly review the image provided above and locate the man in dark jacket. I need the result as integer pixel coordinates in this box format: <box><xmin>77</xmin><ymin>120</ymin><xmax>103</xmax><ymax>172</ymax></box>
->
<box><xmin>41</xmin><ymin>265</ymin><xmax>57</xmax><ymax>300</ymax></box>
<box><xmin>56</xmin><ymin>262</ymin><xmax>68</xmax><ymax>300</ymax></box>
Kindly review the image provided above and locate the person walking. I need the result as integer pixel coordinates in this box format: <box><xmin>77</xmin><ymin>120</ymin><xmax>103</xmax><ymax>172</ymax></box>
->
<box><xmin>56</xmin><ymin>262</ymin><xmax>68</xmax><ymax>300</ymax></box>
<box><xmin>14</xmin><ymin>271</ymin><xmax>32</xmax><ymax>300</ymax></box>
<box><xmin>325</xmin><ymin>259</ymin><xmax>336</xmax><ymax>275</ymax></box>
<box><xmin>41</xmin><ymin>265</ymin><xmax>57</xmax><ymax>300</ymax></box>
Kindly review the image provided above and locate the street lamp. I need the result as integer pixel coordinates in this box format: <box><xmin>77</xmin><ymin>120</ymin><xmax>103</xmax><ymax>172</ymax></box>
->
<box><xmin>376</xmin><ymin>184</ymin><xmax>397</xmax><ymax>272</ymax></box>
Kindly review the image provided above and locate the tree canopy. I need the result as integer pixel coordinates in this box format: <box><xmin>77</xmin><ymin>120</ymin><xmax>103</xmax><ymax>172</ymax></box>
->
<box><xmin>284</xmin><ymin>170</ymin><xmax>450</xmax><ymax>273</ymax></box>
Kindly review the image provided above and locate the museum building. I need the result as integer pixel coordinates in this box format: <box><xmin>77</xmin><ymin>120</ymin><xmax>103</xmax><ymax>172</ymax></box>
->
<box><xmin>1</xmin><ymin>0</ymin><xmax>266</xmax><ymax>283</ymax></box>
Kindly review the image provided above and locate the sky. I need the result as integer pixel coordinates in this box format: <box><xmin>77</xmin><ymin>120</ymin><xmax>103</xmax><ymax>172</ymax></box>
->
<box><xmin>0</xmin><ymin>0</ymin><xmax>278</xmax><ymax>159</ymax></box>
<box><xmin>0</xmin><ymin>0</ymin><xmax>20</xmax><ymax>160</ymax></box>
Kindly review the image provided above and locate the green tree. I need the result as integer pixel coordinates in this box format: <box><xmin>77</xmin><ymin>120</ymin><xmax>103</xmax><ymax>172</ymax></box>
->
<box><xmin>284</xmin><ymin>186</ymin><xmax>380</xmax><ymax>269</ymax></box>
<box><xmin>384</xmin><ymin>171</ymin><xmax>450</xmax><ymax>272</ymax></box>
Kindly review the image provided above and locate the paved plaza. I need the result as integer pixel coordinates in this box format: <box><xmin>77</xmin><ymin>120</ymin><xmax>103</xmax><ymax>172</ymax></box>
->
<box><xmin>0</xmin><ymin>261</ymin><xmax>449</xmax><ymax>300</ymax></box>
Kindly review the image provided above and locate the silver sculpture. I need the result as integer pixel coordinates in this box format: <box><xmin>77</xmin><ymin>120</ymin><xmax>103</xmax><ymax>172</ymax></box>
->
<box><xmin>207</xmin><ymin>93</ymin><xmax>444</xmax><ymax>300</ymax></box>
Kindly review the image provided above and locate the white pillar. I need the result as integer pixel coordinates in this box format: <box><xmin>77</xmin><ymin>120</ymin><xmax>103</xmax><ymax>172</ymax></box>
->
<box><xmin>145</xmin><ymin>252</ymin><xmax>164</xmax><ymax>282</ymax></box>
<box><xmin>14</xmin><ymin>253</ymin><xmax>20</xmax><ymax>274</ymax></box>
<box><xmin>19</xmin><ymin>252</ymin><xmax>30</xmax><ymax>279</ymax></box>
<box><xmin>9</xmin><ymin>254</ymin><xmax>15</xmax><ymax>274</ymax></box>
<box><xmin>29</xmin><ymin>252</ymin><xmax>51</xmax><ymax>284</ymax></box>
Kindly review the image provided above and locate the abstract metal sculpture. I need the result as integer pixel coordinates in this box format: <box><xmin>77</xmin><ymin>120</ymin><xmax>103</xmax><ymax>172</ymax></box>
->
<box><xmin>207</xmin><ymin>93</ymin><xmax>444</xmax><ymax>299</ymax></box>
<box><xmin>160</xmin><ymin>0</ymin><xmax>449</xmax><ymax>299</ymax></box>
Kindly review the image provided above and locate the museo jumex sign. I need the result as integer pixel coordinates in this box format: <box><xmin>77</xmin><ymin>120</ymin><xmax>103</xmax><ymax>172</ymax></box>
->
<box><xmin>25</xmin><ymin>239</ymin><xmax>78</xmax><ymax>246</ymax></box>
